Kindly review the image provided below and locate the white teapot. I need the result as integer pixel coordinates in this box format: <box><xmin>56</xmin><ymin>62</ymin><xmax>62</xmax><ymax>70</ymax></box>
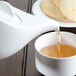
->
<box><xmin>0</xmin><ymin>1</ymin><xmax>58</xmax><ymax>59</ymax></box>
<box><xmin>0</xmin><ymin>1</ymin><xmax>76</xmax><ymax>59</ymax></box>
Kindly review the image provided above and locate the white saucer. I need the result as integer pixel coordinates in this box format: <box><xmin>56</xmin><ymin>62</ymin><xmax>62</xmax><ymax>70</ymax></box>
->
<box><xmin>32</xmin><ymin>0</ymin><xmax>76</xmax><ymax>28</ymax></box>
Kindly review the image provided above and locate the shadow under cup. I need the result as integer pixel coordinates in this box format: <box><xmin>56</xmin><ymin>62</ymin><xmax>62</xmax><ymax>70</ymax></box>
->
<box><xmin>35</xmin><ymin>32</ymin><xmax>76</xmax><ymax>76</ymax></box>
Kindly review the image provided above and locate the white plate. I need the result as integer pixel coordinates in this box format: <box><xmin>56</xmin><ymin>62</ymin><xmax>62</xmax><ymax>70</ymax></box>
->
<box><xmin>32</xmin><ymin>0</ymin><xmax>76</xmax><ymax>28</ymax></box>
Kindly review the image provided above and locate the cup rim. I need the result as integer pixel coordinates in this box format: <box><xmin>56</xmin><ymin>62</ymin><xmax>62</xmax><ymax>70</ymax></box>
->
<box><xmin>35</xmin><ymin>31</ymin><xmax>76</xmax><ymax>60</ymax></box>
<box><xmin>32</xmin><ymin>0</ymin><xmax>76</xmax><ymax>27</ymax></box>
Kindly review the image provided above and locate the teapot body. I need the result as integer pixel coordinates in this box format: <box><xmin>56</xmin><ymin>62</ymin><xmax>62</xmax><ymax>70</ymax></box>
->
<box><xmin>0</xmin><ymin>22</ymin><xmax>29</xmax><ymax>59</ymax></box>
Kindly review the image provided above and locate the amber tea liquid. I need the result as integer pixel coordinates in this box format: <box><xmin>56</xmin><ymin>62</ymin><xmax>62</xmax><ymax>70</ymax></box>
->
<box><xmin>56</xmin><ymin>27</ymin><xmax>61</xmax><ymax>57</ymax></box>
<box><xmin>40</xmin><ymin>44</ymin><xmax>76</xmax><ymax>58</ymax></box>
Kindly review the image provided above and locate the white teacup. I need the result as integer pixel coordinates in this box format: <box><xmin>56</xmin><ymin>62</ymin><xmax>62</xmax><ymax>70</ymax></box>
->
<box><xmin>35</xmin><ymin>32</ymin><xmax>76</xmax><ymax>76</ymax></box>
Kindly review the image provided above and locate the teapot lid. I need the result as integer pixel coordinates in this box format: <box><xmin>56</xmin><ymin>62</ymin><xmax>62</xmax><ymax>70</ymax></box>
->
<box><xmin>0</xmin><ymin>1</ymin><xmax>21</xmax><ymax>26</ymax></box>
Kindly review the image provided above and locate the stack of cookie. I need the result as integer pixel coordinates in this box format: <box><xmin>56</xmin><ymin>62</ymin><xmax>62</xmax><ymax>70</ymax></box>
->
<box><xmin>42</xmin><ymin>0</ymin><xmax>76</xmax><ymax>22</ymax></box>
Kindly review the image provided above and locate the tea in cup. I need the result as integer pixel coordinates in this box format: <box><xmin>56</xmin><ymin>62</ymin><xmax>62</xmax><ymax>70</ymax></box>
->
<box><xmin>35</xmin><ymin>32</ymin><xmax>76</xmax><ymax>76</ymax></box>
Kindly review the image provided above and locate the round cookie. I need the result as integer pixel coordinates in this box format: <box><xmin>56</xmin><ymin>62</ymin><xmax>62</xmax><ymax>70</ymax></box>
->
<box><xmin>41</xmin><ymin>0</ymin><xmax>65</xmax><ymax>19</ymax></box>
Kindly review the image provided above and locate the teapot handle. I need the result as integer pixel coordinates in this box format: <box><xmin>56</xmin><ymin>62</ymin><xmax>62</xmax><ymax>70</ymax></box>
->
<box><xmin>0</xmin><ymin>1</ymin><xmax>15</xmax><ymax>18</ymax></box>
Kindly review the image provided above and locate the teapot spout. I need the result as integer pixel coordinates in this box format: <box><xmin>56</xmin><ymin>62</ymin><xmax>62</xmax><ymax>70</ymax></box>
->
<box><xmin>13</xmin><ymin>7</ymin><xmax>59</xmax><ymax>45</ymax></box>
<box><xmin>27</xmin><ymin>22</ymin><xmax>58</xmax><ymax>43</ymax></box>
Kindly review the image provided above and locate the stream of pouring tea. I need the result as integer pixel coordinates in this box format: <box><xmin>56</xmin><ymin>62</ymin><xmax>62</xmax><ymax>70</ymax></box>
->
<box><xmin>56</xmin><ymin>27</ymin><xmax>61</xmax><ymax>57</ymax></box>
